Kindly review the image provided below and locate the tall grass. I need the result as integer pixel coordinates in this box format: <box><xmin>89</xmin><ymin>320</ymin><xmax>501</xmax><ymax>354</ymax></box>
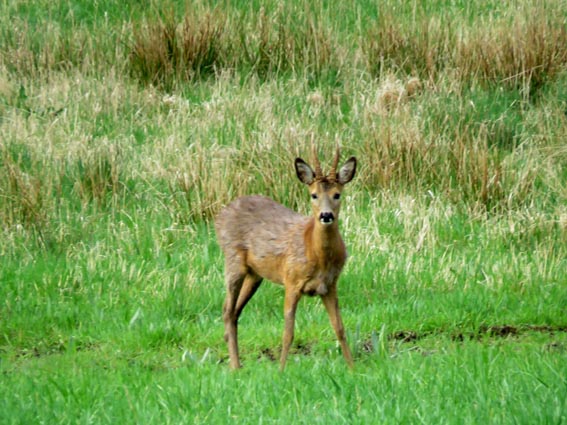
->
<box><xmin>1</xmin><ymin>143</ymin><xmax>47</xmax><ymax>229</ymax></box>
<box><xmin>1</xmin><ymin>1</ymin><xmax>564</xmax><ymax>226</ymax></box>
<box><xmin>5</xmin><ymin>1</ymin><xmax>564</xmax><ymax>88</ymax></box>
<box><xmin>1</xmin><ymin>76</ymin><xmax>565</xmax><ymax>233</ymax></box>
<box><xmin>130</xmin><ymin>10</ymin><xmax>229</xmax><ymax>87</ymax></box>
<box><xmin>364</xmin><ymin>4</ymin><xmax>567</xmax><ymax>93</ymax></box>
<box><xmin>129</xmin><ymin>6</ymin><xmax>338</xmax><ymax>87</ymax></box>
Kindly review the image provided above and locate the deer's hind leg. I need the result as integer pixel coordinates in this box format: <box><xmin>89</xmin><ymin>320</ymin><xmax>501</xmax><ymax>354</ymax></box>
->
<box><xmin>222</xmin><ymin>252</ymin><xmax>247</xmax><ymax>369</ymax></box>
<box><xmin>235</xmin><ymin>273</ymin><xmax>263</xmax><ymax>320</ymax></box>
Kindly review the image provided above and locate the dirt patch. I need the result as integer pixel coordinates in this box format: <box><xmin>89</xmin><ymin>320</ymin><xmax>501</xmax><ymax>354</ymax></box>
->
<box><xmin>361</xmin><ymin>339</ymin><xmax>374</xmax><ymax>353</ymax></box>
<box><xmin>480</xmin><ymin>324</ymin><xmax>519</xmax><ymax>337</ymax></box>
<box><xmin>392</xmin><ymin>330</ymin><xmax>421</xmax><ymax>343</ymax></box>
<box><xmin>293</xmin><ymin>342</ymin><xmax>313</xmax><ymax>356</ymax></box>
<box><xmin>259</xmin><ymin>347</ymin><xmax>277</xmax><ymax>362</ymax></box>
<box><xmin>525</xmin><ymin>324</ymin><xmax>567</xmax><ymax>333</ymax></box>
<box><xmin>249</xmin><ymin>325</ymin><xmax>567</xmax><ymax>362</ymax></box>
<box><xmin>361</xmin><ymin>324</ymin><xmax>567</xmax><ymax>351</ymax></box>
<box><xmin>545</xmin><ymin>341</ymin><xmax>565</xmax><ymax>352</ymax></box>
<box><xmin>465</xmin><ymin>324</ymin><xmax>567</xmax><ymax>341</ymax></box>
<box><xmin>257</xmin><ymin>342</ymin><xmax>313</xmax><ymax>362</ymax></box>
<box><xmin>13</xmin><ymin>340</ymin><xmax>98</xmax><ymax>360</ymax></box>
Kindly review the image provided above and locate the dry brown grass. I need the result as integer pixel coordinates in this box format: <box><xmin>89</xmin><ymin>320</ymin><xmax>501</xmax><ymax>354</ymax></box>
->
<box><xmin>129</xmin><ymin>7</ymin><xmax>337</xmax><ymax>86</ymax></box>
<box><xmin>1</xmin><ymin>3</ymin><xmax>565</xmax><ymax>93</ymax></box>
<box><xmin>363</xmin><ymin>4</ymin><xmax>567</xmax><ymax>96</ymax></box>
<box><xmin>454</xmin><ymin>11</ymin><xmax>567</xmax><ymax>93</ymax></box>
<box><xmin>364</xmin><ymin>14</ymin><xmax>454</xmax><ymax>79</ymax></box>
<box><xmin>130</xmin><ymin>11</ymin><xmax>229</xmax><ymax>87</ymax></box>
<box><xmin>240</xmin><ymin>8</ymin><xmax>336</xmax><ymax>78</ymax></box>
<box><xmin>0</xmin><ymin>19</ymin><xmax>108</xmax><ymax>77</ymax></box>
<box><xmin>1</xmin><ymin>2</ymin><xmax>566</xmax><ymax>232</ymax></box>
<box><xmin>71</xmin><ymin>147</ymin><xmax>122</xmax><ymax>207</ymax></box>
<box><xmin>0</xmin><ymin>151</ymin><xmax>47</xmax><ymax>228</ymax></box>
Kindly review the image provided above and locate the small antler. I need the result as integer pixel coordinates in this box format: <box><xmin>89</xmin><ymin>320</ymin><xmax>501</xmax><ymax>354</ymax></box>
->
<box><xmin>328</xmin><ymin>144</ymin><xmax>341</xmax><ymax>182</ymax></box>
<box><xmin>311</xmin><ymin>142</ymin><xmax>323</xmax><ymax>180</ymax></box>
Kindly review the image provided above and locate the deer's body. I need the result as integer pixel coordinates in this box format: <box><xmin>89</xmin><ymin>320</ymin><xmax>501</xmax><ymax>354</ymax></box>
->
<box><xmin>216</xmin><ymin>195</ymin><xmax>346</xmax><ymax>296</ymax></box>
<box><xmin>215</xmin><ymin>147</ymin><xmax>356</xmax><ymax>370</ymax></box>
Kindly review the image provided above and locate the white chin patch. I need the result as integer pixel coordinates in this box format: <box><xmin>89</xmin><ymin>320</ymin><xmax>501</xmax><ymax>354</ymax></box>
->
<box><xmin>320</xmin><ymin>218</ymin><xmax>334</xmax><ymax>225</ymax></box>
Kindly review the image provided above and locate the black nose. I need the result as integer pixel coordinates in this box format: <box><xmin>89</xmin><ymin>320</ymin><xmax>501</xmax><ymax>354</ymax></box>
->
<box><xmin>319</xmin><ymin>212</ymin><xmax>335</xmax><ymax>223</ymax></box>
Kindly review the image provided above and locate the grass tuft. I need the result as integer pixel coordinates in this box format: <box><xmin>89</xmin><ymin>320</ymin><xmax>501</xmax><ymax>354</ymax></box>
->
<box><xmin>130</xmin><ymin>10</ymin><xmax>228</xmax><ymax>88</ymax></box>
<box><xmin>70</xmin><ymin>145</ymin><xmax>122</xmax><ymax>207</ymax></box>
<box><xmin>0</xmin><ymin>146</ymin><xmax>47</xmax><ymax>229</ymax></box>
<box><xmin>454</xmin><ymin>9</ymin><xmax>567</xmax><ymax>94</ymax></box>
<box><xmin>363</xmin><ymin>3</ymin><xmax>567</xmax><ymax>95</ymax></box>
<box><xmin>364</xmin><ymin>13</ymin><xmax>453</xmax><ymax>79</ymax></box>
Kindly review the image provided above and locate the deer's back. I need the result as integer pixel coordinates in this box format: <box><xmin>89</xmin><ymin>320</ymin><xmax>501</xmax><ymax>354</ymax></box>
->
<box><xmin>215</xmin><ymin>195</ymin><xmax>308</xmax><ymax>259</ymax></box>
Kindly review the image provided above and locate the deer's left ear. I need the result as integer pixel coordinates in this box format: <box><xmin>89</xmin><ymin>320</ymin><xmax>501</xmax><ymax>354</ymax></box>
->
<box><xmin>295</xmin><ymin>158</ymin><xmax>315</xmax><ymax>185</ymax></box>
<box><xmin>338</xmin><ymin>157</ymin><xmax>357</xmax><ymax>185</ymax></box>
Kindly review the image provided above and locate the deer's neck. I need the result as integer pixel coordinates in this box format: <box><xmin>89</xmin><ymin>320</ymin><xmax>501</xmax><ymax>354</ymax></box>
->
<box><xmin>304</xmin><ymin>218</ymin><xmax>346</xmax><ymax>267</ymax></box>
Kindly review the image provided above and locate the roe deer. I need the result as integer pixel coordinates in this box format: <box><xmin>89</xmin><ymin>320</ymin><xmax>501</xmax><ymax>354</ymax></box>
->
<box><xmin>215</xmin><ymin>145</ymin><xmax>357</xmax><ymax>370</ymax></box>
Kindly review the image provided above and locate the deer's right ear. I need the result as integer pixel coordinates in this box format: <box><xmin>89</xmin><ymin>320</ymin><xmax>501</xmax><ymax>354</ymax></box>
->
<box><xmin>295</xmin><ymin>158</ymin><xmax>315</xmax><ymax>185</ymax></box>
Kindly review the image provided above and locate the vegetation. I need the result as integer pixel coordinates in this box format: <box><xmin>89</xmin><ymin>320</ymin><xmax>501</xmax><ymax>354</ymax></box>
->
<box><xmin>1</xmin><ymin>0</ymin><xmax>566</xmax><ymax>423</ymax></box>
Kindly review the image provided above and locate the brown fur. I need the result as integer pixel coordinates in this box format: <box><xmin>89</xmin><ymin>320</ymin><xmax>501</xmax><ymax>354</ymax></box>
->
<box><xmin>215</xmin><ymin>153</ymin><xmax>356</xmax><ymax>370</ymax></box>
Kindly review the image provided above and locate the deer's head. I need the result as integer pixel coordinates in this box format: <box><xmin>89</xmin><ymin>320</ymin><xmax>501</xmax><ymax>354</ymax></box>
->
<box><xmin>295</xmin><ymin>145</ymin><xmax>357</xmax><ymax>227</ymax></box>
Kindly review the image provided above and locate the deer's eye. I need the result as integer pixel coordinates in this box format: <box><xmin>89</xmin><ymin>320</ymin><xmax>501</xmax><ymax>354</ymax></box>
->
<box><xmin>311</xmin><ymin>193</ymin><xmax>318</xmax><ymax>200</ymax></box>
<box><xmin>333</xmin><ymin>193</ymin><xmax>341</xmax><ymax>200</ymax></box>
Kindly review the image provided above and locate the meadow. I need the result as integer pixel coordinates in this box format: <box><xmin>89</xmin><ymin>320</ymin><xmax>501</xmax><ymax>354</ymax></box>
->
<box><xmin>1</xmin><ymin>0</ymin><xmax>567</xmax><ymax>423</ymax></box>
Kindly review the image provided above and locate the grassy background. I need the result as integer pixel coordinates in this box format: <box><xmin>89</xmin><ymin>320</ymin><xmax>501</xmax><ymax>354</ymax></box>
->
<box><xmin>1</xmin><ymin>0</ymin><xmax>567</xmax><ymax>423</ymax></box>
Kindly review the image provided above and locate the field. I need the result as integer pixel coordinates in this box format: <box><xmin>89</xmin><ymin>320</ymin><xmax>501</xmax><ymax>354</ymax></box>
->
<box><xmin>1</xmin><ymin>0</ymin><xmax>567</xmax><ymax>423</ymax></box>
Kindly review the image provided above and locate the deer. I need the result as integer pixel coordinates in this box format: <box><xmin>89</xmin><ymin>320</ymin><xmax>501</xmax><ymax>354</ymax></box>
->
<box><xmin>214</xmin><ymin>145</ymin><xmax>357</xmax><ymax>370</ymax></box>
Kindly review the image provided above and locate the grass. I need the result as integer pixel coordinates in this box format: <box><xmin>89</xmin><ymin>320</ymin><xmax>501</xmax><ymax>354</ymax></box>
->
<box><xmin>1</xmin><ymin>0</ymin><xmax>567</xmax><ymax>423</ymax></box>
<box><xmin>3</xmin><ymin>339</ymin><xmax>566</xmax><ymax>424</ymax></box>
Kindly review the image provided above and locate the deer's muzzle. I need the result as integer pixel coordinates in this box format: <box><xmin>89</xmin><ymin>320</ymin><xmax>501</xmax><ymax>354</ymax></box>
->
<box><xmin>319</xmin><ymin>212</ymin><xmax>335</xmax><ymax>224</ymax></box>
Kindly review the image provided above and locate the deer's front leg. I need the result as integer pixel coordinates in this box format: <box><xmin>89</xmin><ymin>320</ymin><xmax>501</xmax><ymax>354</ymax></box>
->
<box><xmin>321</xmin><ymin>286</ymin><xmax>354</xmax><ymax>369</ymax></box>
<box><xmin>280</xmin><ymin>288</ymin><xmax>302</xmax><ymax>371</ymax></box>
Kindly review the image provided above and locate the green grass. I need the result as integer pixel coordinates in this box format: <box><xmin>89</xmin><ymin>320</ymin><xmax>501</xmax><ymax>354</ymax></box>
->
<box><xmin>1</xmin><ymin>0</ymin><xmax>567</xmax><ymax>423</ymax></box>
<box><xmin>3</xmin><ymin>338</ymin><xmax>566</xmax><ymax>424</ymax></box>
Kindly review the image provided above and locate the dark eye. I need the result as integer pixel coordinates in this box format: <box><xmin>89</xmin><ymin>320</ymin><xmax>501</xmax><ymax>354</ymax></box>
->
<box><xmin>333</xmin><ymin>193</ymin><xmax>341</xmax><ymax>200</ymax></box>
<box><xmin>311</xmin><ymin>193</ymin><xmax>318</xmax><ymax>200</ymax></box>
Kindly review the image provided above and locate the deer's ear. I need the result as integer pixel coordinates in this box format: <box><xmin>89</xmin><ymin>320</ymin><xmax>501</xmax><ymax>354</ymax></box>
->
<box><xmin>338</xmin><ymin>157</ymin><xmax>357</xmax><ymax>185</ymax></box>
<box><xmin>295</xmin><ymin>158</ymin><xmax>315</xmax><ymax>185</ymax></box>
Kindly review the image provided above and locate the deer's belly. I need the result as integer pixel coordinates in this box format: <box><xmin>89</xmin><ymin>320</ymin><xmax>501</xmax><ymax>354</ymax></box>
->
<box><xmin>247</xmin><ymin>253</ymin><xmax>285</xmax><ymax>285</ymax></box>
<box><xmin>301</xmin><ymin>279</ymin><xmax>328</xmax><ymax>296</ymax></box>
